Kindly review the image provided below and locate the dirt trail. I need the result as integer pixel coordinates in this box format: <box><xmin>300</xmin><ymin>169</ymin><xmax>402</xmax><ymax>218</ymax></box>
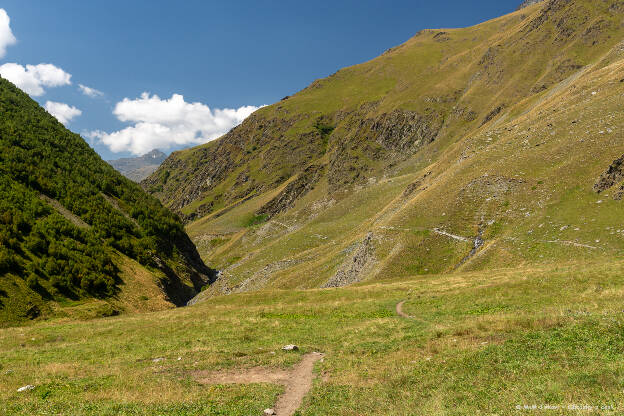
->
<box><xmin>195</xmin><ymin>352</ymin><xmax>323</xmax><ymax>416</ymax></box>
<box><xmin>396</xmin><ymin>300</ymin><xmax>431</xmax><ymax>324</ymax></box>
<box><xmin>275</xmin><ymin>352</ymin><xmax>323</xmax><ymax>415</ymax></box>
<box><xmin>395</xmin><ymin>300</ymin><xmax>412</xmax><ymax>318</ymax></box>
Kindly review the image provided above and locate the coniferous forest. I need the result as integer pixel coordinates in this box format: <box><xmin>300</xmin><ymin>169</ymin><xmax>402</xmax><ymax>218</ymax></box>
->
<box><xmin>0</xmin><ymin>77</ymin><xmax>212</xmax><ymax>321</ymax></box>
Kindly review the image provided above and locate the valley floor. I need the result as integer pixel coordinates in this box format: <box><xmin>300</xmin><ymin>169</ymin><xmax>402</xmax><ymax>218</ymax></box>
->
<box><xmin>1</xmin><ymin>260</ymin><xmax>623</xmax><ymax>415</ymax></box>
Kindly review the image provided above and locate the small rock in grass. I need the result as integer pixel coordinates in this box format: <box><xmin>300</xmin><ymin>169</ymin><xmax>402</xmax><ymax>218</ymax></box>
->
<box><xmin>282</xmin><ymin>344</ymin><xmax>298</xmax><ymax>351</ymax></box>
<box><xmin>152</xmin><ymin>357</ymin><xmax>165</xmax><ymax>363</ymax></box>
<box><xmin>264</xmin><ymin>409</ymin><xmax>276</xmax><ymax>415</ymax></box>
<box><xmin>17</xmin><ymin>385</ymin><xmax>35</xmax><ymax>392</ymax></box>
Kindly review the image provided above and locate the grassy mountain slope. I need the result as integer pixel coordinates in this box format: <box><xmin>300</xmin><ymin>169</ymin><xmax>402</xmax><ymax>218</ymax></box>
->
<box><xmin>0</xmin><ymin>77</ymin><xmax>214</xmax><ymax>325</ymax></box>
<box><xmin>145</xmin><ymin>0</ymin><xmax>624</xmax><ymax>297</ymax></box>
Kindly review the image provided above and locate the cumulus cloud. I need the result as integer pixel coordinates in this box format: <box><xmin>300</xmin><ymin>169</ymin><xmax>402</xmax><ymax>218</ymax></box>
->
<box><xmin>78</xmin><ymin>84</ymin><xmax>103</xmax><ymax>97</ymax></box>
<box><xmin>45</xmin><ymin>101</ymin><xmax>82</xmax><ymax>125</ymax></box>
<box><xmin>0</xmin><ymin>9</ymin><xmax>16</xmax><ymax>58</ymax></box>
<box><xmin>90</xmin><ymin>92</ymin><xmax>262</xmax><ymax>155</ymax></box>
<box><xmin>0</xmin><ymin>63</ymin><xmax>72</xmax><ymax>96</ymax></box>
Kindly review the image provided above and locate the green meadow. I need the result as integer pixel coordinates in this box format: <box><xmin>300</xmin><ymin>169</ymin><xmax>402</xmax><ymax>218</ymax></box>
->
<box><xmin>2</xmin><ymin>260</ymin><xmax>622</xmax><ymax>415</ymax></box>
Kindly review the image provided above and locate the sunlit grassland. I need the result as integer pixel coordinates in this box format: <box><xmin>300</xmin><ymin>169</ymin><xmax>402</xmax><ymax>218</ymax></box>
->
<box><xmin>1</xmin><ymin>259</ymin><xmax>623</xmax><ymax>415</ymax></box>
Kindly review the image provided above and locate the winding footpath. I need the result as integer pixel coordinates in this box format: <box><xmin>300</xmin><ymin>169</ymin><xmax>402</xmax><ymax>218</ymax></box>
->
<box><xmin>396</xmin><ymin>300</ymin><xmax>430</xmax><ymax>324</ymax></box>
<box><xmin>395</xmin><ymin>300</ymin><xmax>413</xmax><ymax>319</ymax></box>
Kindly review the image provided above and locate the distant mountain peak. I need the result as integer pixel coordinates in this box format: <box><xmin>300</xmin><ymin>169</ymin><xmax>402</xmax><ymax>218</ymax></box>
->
<box><xmin>108</xmin><ymin>149</ymin><xmax>168</xmax><ymax>182</ymax></box>
<box><xmin>145</xmin><ymin>149</ymin><xmax>166</xmax><ymax>159</ymax></box>
<box><xmin>518</xmin><ymin>0</ymin><xmax>545</xmax><ymax>10</ymax></box>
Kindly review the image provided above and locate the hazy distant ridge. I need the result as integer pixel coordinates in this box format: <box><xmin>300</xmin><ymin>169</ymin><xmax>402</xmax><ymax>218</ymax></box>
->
<box><xmin>108</xmin><ymin>149</ymin><xmax>167</xmax><ymax>182</ymax></box>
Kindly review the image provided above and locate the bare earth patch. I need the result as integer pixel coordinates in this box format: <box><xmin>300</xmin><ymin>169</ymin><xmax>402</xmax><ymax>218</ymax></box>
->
<box><xmin>195</xmin><ymin>367</ymin><xmax>289</xmax><ymax>385</ymax></box>
<box><xmin>194</xmin><ymin>352</ymin><xmax>324</xmax><ymax>416</ymax></box>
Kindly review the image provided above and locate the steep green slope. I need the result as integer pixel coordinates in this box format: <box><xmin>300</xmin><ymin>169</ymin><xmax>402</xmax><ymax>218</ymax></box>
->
<box><xmin>145</xmin><ymin>0</ymin><xmax>624</xmax><ymax>296</ymax></box>
<box><xmin>0</xmin><ymin>77</ymin><xmax>214</xmax><ymax>325</ymax></box>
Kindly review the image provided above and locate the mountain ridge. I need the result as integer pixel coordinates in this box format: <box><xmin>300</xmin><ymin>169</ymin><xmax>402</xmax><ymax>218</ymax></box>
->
<box><xmin>109</xmin><ymin>149</ymin><xmax>167</xmax><ymax>182</ymax></box>
<box><xmin>144</xmin><ymin>0</ymin><xmax>624</xmax><ymax>298</ymax></box>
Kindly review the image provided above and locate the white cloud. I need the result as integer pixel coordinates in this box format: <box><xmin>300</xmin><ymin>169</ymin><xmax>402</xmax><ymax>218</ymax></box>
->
<box><xmin>0</xmin><ymin>9</ymin><xmax>16</xmax><ymax>58</ymax></box>
<box><xmin>91</xmin><ymin>92</ymin><xmax>262</xmax><ymax>155</ymax></box>
<box><xmin>79</xmin><ymin>84</ymin><xmax>103</xmax><ymax>97</ymax></box>
<box><xmin>0</xmin><ymin>10</ymin><xmax>73</xmax><ymax>98</ymax></box>
<box><xmin>45</xmin><ymin>101</ymin><xmax>82</xmax><ymax>125</ymax></box>
<box><xmin>0</xmin><ymin>63</ymin><xmax>72</xmax><ymax>96</ymax></box>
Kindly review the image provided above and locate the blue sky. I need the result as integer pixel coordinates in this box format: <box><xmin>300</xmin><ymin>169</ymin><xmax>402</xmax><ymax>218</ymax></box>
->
<box><xmin>0</xmin><ymin>1</ymin><xmax>522</xmax><ymax>160</ymax></box>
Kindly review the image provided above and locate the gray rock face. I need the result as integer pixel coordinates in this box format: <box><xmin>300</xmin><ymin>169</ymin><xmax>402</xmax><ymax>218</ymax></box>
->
<box><xmin>108</xmin><ymin>149</ymin><xmax>167</xmax><ymax>182</ymax></box>
<box><xmin>257</xmin><ymin>164</ymin><xmax>324</xmax><ymax>219</ymax></box>
<box><xmin>518</xmin><ymin>0</ymin><xmax>545</xmax><ymax>10</ymax></box>
<box><xmin>322</xmin><ymin>232</ymin><xmax>376</xmax><ymax>288</ymax></box>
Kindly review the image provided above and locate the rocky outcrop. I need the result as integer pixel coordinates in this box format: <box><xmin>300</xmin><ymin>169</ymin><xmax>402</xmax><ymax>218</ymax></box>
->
<box><xmin>145</xmin><ymin>105</ymin><xmax>445</xmax><ymax>221</ymax></box>
<box><xmin>257</xmin><ymin>165</ymin><xmax>324</xmax><ymax>219</ymax></box>
<box><xmin>402</xmin><ymin>172</ymin><xmax>432</xmax><ymax>198</ymax></box>
<box><xmin>327</xmin><ymin>109</ymin><xmax>444</xmax><ymax>193</ymax></box>
<box><xmin>594</xmin><ymin>154</ymin><xmax>624</xmax><ymax>197</ymax></box>
<box><xmin>481</xmin><ymin>105</ymin><xmax>505</xmax><ymax>126</ymax></box>
<box><xmin>517</xmin><ymin>0</ymin><xmax>545</xmax><ymax>10</ymax></box>
<box><xmin>322</xmin><ymin>233</ymin><xmax>376</xmax><ymax>288</ymax></box>
<box><xmin>370</xmin><ymin>110</ymin><xmax>443</xmax><ymax>153</ymax></box>
<box><xmin>142</xmin><ymin>113</ymin><xmax>324</xmax><ymax>222</ymax></box>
